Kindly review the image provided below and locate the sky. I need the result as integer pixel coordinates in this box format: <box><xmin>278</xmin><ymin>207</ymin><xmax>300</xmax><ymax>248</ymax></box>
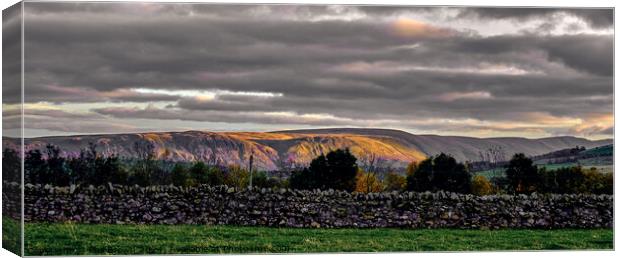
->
<box><xmin>1</xmin><ymin>3</ymin><xmax>614</xmax><ymax>139</ymax></box>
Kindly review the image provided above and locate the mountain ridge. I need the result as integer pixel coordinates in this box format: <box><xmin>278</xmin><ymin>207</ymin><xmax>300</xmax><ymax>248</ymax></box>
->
<box><xmin>3</xmin><ymin>128</ymin><xmax>612</xmax><ymax>171</ymax></box>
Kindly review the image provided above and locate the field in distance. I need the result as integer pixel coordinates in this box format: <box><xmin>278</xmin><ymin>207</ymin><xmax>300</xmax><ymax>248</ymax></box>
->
<box><xmin>475</xmin><ymin>144</ymin><xmax>613</xmax><ymax>179</ymax></box>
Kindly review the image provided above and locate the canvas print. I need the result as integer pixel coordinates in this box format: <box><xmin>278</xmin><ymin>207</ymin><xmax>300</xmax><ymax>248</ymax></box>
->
<box><xmin>1</xmin><ymin>1</ymin><xmax>614</xmax><ymax>256</ymax></box>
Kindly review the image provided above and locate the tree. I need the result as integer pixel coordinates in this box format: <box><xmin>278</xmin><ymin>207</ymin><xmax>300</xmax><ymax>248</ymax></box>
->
<box><xmin>471</xmin><ymin>175</ymin><xmax>493</xmax><ymax>195</ymax></box>
<box><xmin>431</xmin><ymin>153</ymin><xmax>471</xmax><ymax>193</ymax></box>
<box><xmin>537</xmin><ymin>166</ymin><xmax>613</xmax><ymax>195</ymax></box>
<box><xmin>312</xmin><ymin>149</ymin><xmax>358</xmax><ymax>191</ymax></box>
<box><xmin>555</xmin><ymin>166</ymin><xmax>587</xmax><ymax>193</ymax></box>
<box><xmin>288</xmin><ymin>149</ymin><xmax>358</xmax><ymax>191</ymax></box>
<box><xmin>383</xmin><ymin>172</ymin><xmax>406</xmax><ymax>192</ymax></box>
<box><xmin>289</xmin><ymin>168</ymin><xmax>316</xmax><ymax>190</ymax></box>
<box><xmin>206</xmin><ymin>166</ymin><xmax>225</xmax><ymax>186</ymax></box>
<box><xmin>104</xmin><ymin>156</ymin><xmax>128</xmax><ymax>185</ymax></box>
<box><xmin>189</xmin><ymin>161</ymin><xmax>209</xmax><ymax>185</ymax></box>
<box><xmin>171</xmin><ymin>163</ymin><xmax>190</xmax><ymax>186</ymax></box>
<box><xmin>45</xmin><ymin>144</ymin><xmax>70</xmax><ymax>186</ymax></box>
<box><xmin>406</xmin><ymin>158</ymin><xmax>433</xmax><ymax>192</ymax></box>
<box><xmin>505</xmin><ymin>153</ymin><xmax>539</xmax><ymax>194</ymax></box>
<box><xmin>583</xmin><ymin>168</ymin><xmax>613</xmax><ymax>194</ymax></box>
<box><xmin>25</xmin><ymin>149</ymin><xmax>46</xmax><ymax>185</ymax></box>
<box><xmin>2</xmin><ymin>148</ymin><xmax>21</xmax><ymax>183</ymax></box>
<box><xmin>224</xmin><ymin>165</ymin><xmax>249</xmax><ymax>188</ymax></box>
<box><xmin>406</xmin><ymin>153</ymin><xmax>471</xmax><ymax>193</ymax></box>
<box><xmin>130</xmin><ymin>140</ymin><xmax>157</xmax><ymax>186</ymax></box>
<box><xmin>355</xmin><ymin>170</ymin><xmax>383</xmax><ymax>193</ymax></box>
<box><xmin>67</xmin><ymin>143</ymin><xmax>129</xmax><ymax>186</ymax></box>
<box><xmin>406</xmin><ymin>161</ymin><xmax>418</xmax><ymax>176</ymax></box>
<box><xmin>359</xmin><ymin>153</ymin><xmax>386</xmax><ymax>193</ymax></box>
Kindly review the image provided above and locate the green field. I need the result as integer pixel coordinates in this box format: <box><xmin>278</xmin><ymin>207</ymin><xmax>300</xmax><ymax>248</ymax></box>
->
<box><xmin>476</xmin><ymin>164</ymin><xmax>614</xmax><ymax>180</ymax></box>
<box><xmin>17</xmin><ymin>220</ymin><xmax>613</xmax><ymax>255</ymax></box>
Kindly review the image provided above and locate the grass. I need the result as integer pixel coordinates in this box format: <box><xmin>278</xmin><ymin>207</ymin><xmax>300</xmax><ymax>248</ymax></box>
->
<box><xmin>2</xmin><ymin>216</ymin><xmax>21</xmax><ymax>255</ymax></box>
<box><xmin>20</xmin><ymin>220</ymin><xmax>613</xmax><ymax>255</ymax></box>
<box><xmin>581</xmin><ymin>145</ymin><xmax>613</xmax><ymax>156</ymax></box>
<box><xmin>476</xmin><ymin>168</ymin><xmax>506</xmax><ymax>179</ymax></box>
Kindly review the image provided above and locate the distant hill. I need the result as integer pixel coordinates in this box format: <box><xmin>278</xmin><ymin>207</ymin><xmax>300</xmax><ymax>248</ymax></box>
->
<box><xmin>531</xmin><ymin>144</ymin><xmax>613</xmax><ymax>167</ymax></box>
<box><xmin>277</xmin><ymin>128</ymin><xmax>611</xmax><ymax>162</ymax></box>
<box><xmin>2</xmin><ymin>128</ymin><xmax>612</xmax><ymax>171</ymax></box>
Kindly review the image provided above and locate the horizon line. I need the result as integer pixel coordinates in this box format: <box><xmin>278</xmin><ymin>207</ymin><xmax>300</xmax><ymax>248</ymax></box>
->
<box><xmin>4</xmin><ymin>127</ymin><xmax>613</xmax><ymax>141</ymax></box>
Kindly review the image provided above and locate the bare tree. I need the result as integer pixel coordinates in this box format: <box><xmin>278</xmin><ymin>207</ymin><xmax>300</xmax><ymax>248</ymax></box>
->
<box><xmin>359</xmin><ymin>152</ymin><xmax>386</xmax><ymax>193</ymax></box>
<box><xmin>132</xmin><ymin>139</ymin><xmax>157</xmax><ymax>185</ymax></box>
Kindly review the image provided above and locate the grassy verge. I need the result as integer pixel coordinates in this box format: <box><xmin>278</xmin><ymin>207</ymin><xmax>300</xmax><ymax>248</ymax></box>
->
<box><xmin>22</xmin><ymin>221</ymin><xmax>613</xmax><ymax>255</ymax></box>
<box><xmin>2</xmin><ymin>216</ymin><xmax>21</xmax><ymax>255</ymax></box>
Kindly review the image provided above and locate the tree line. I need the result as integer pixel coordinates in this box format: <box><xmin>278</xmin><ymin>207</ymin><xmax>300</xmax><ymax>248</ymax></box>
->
<box><xmin>2</xmin><ymin>144</ymin><xmax>612</xmax><ymax>195</ymax></box>
<box><xmin>288</xmin><ymin>150</ymin><xmax>612</xmax><ymax>195</ymax></box>
<box><xmin>3</xmin><ymin>142</ymin><xmax>285</xmax><ymax>189</ymax></box>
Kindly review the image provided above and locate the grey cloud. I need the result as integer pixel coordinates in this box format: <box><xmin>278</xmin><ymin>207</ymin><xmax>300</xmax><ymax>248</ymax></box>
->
<box><xmin>2</xmin><ymin>108</ymin><xmax>140</xmax><ymax>135</ymax></box>
<box><xmin>2</xmin><ymin>2</ymin><xmax>22</xmax><ymax>104</ymax></box>
<box><xmin>13</xmin><ymin>2</ymin><xmax>613</xmax><ymax>138</ymax></box>
<box><xmin>92</xmin><ymin>106</ymin><xmax>354</xmax><ymax>127</ymax></box>
<box><xmin>601</xmin><ymin>127</ymin><xmax>614</xmax><ymax>135</ymax></box>
<box><xmin>459</xmin><ymin>7</ymin><xmax>613</xmax><ymax>29</ymax></box>
<box><xmin>441</xmin><ymin>34</ymin><xmax>613</xmax><ymax>76</ymax></box>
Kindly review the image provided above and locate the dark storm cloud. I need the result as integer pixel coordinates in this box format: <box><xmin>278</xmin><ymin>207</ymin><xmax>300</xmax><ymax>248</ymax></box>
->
<box><xmin>444</xmin><ymin>34</ymin><xmax>613</xmax><ymax>76</ymax></box>
<box><xmin>2</xmin><ymin>2</ymin><xmax>22</xmax><ymax>104</ymax></box>
<box><xmin>17</xmin><ymin>2</ymin><xmax>613</xmax><ymax>137</ymax></box>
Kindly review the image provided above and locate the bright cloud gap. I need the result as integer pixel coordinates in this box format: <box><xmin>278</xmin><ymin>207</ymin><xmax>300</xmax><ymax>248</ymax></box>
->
<box><xmin>131</xmin><ymin>88</ymin><xmax>284</xmax><ymax>99</ymax></box>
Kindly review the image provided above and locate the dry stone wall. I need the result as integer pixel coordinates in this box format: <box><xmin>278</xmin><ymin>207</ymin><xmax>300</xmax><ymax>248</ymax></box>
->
<box><xmin>3</xmin><ymin>182</ymin><xmax>613</xmax><ymax>229</ymax></box>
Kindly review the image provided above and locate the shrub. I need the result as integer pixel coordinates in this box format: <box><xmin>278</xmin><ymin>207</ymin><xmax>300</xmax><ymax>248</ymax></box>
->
<box><xmin>538</xmin><ymin>166</ymin><xmax>613</xmax><ymax>194</ymax></box>
<box><xmin>224</xmin><ymin>165</ymin><xmax>249</xmax><ymax>188</ymax></box>
<box><xmin>171</xmin><ymin>163</ymin><xmax>190</xmax><ymax>186</ymax></box>
<box><xmin>383</xmin><ymin>172</ymin><xmax>406</xmax><ymax>192</ymax></box>
<box><xmin>251</xmin><ymin>171</ymin><xmax>281</xmax><ymax>188</ymax></box>
<box><xmin>355</xmin><ymin>170</ymin><xmax>384</xmax><ymax>193</ymax></box>
<box><xmin>206</xmin><ymin>166</ymin><xmax>225</xmax><ymax>186</ymax></box>
<box><xmin>471</xmin><ymin>175</ymin><xmax>493</xmax><ymax>195</ymax></box>
<box><xmin>188</xmin><ymin>161</ymin><xmax>209</xmax><ymax>185</ymax></box>
<box><xmin>584</xmin><ymin>168</ymin><xmax>613</xmax><ymax>194</ymax></box>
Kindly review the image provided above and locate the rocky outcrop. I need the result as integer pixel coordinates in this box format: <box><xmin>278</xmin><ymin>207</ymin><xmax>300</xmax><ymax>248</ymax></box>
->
<box><xmin>6</xmin><ymin>182</ymin><xmax>612</xmax><ymax>229</ymax></box>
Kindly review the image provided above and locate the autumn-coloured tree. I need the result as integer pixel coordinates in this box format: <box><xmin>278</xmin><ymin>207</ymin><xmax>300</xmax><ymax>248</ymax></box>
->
<box><xmin>355</xmin><ymin>170</ymin><xmax>384</xmax><ymax>193</ymax></box>
<box><xmin>383</xmin><ymin>172</ymin><xmax>407</xmax><ymax>192</ymax></box>
<box><xmin>406</xmin><ymin>161</ymin><xmax>418</xmax><ymax>176</ymax></box>
<box><xmin>471</xmin><ymin>175</ymin><xmax>493</xmax><ymax>195</ymax></box>
<box><xmin>224</xmin><ymin>165</ymin><xmax>249</xmax><ymax>188</ymax></box>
